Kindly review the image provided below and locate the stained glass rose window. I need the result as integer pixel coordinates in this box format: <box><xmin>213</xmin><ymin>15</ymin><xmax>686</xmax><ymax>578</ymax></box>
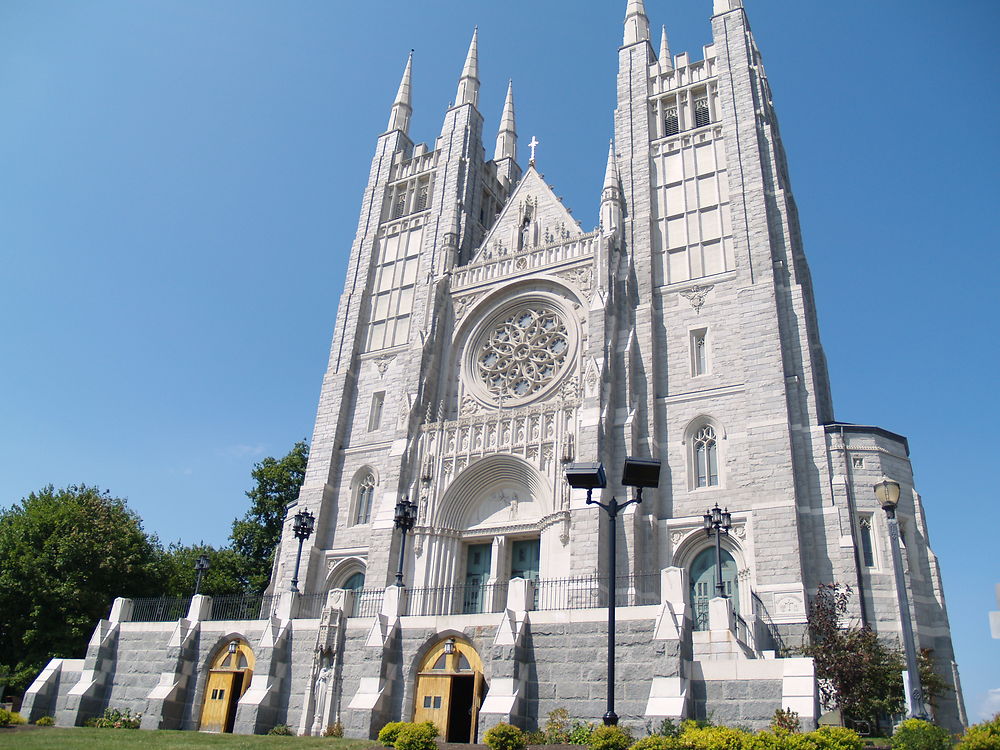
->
<box><xmin>476</xmin><ymin>307</ymin><xmax>569</xmax><ymax>401</ymax></box>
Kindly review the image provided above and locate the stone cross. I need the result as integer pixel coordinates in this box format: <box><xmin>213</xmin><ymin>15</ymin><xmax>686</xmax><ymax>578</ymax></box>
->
<box><xmin>528</xmin><ymin>136</ymin><xmax>539</xmax><ymax>164</ymax></box>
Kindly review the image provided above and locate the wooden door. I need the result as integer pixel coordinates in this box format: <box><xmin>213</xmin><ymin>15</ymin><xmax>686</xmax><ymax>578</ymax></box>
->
<box><xmin>199</xmin><ymin>671</ymin><xmax>236</xmax><ymax>733</ymax></box>
<box><xmin>413</xmin><ymin>674</ymin><xmax>452</xmax><ymax>737</ymax></box>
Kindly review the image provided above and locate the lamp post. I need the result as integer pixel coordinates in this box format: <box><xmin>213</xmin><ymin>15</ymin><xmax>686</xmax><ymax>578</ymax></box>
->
<box><xmin>565</xmin><ymin>457</ymin><xmax>661</xmax><ymax>726</ymax></box>
<box><xmin>393</xmin><ymin>496</ymin><xmax>418</xmax><ymax>587</ymax></box>
<box><xmin>289</xmin><ymin>508</ymin><xmax>316</xmax><ymax>593</ymax></box>
<box><xmin>193</xmin><ymin>553</ymin><xmax>211</xmax><ymax>595</ymax></box>
<box><xmin>703</xmin><ymin>504</ymin><xmax>732</xmax><ymax>597</ymax></box>
<box><xmin>873</xmin><ymin>476</ymin><xmax>928</xmax><ymax>721</ymax></box>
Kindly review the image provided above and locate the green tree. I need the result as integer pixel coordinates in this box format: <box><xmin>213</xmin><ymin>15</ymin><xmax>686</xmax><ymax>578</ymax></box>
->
<box><xmin>803</xmin><ymin>584</ymin><xmax>950</xmax><ymax>734</ymax></box>
<box><xmin>230</xmin><ymin>440</ymin><xmax>309</xmax><ymax>593</ymax></box>
<box><xmin>152</xmin><ymin>542</ymin><xmax>245</xmax><ymax>597</ymax></box>
<box><xmin>0</xmin><ymin>485</ymin><xmax>160</xmax><ymax>696</ymax></box>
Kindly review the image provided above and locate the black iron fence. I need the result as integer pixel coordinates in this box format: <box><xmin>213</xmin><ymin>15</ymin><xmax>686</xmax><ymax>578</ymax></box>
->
<box><xmin>534</xmin><ymin>573</ymin><xmax>660</xmax><ymax>611</ymax></box>
<box><xmin>402</xmin><ymin>581</ymin><xmax>510</xmax><ymax>616</ymax></box>
<box><xmin>751</xmin><ymin>592</ymin><xmax>787</xmax><ymax>655</ymax></box>
<box><xmin>130</xmin><ymin>597</ymin><xmax>191</xmax><ymax>622</ymax></box>
<box><xmin>207</xmin><ymin>593</ymin><xmax>276</xmax><ymax>621</ymax></box>
<box><xmin>350</xmin><ymin>587</ymin><xmax>385</xmax><ymax>618</ymax></box>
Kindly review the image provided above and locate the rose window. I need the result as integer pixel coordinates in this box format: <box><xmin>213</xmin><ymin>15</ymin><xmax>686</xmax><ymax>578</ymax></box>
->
<box><xmin>477</xmin><ymin>307</ymin><xmax>570</xmax><ymax>401</ymax></box>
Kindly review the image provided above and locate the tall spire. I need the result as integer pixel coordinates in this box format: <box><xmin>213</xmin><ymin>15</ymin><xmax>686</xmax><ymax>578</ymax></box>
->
<box><xmin>455</xmin><ymin>27</ymin><xmax>479</xmax><ymax>108</ymax></box>
<box><xmin>623</xmin><ymin>0</ymin><xmax>650</xmax><ymax>46</ymax></box>
<box><xmin>387</xmin><ymin>51</ymin><xmax>413</xmax><ymax>134</ymax></box>
<box><xmin>602</xmin><ymin>140</ymin><xmax>620</xmax><ymax>193</ymax></box>
<box><xmin>659</xmin><ymin>25</ymin><xmax>673</xmax><ymax>69</ymax></box>
<box><xmin>494</xmin><ymin>80</ymin><xmax>516</xmax><ymax>162</ymax></box>
<box><xmin>601</xmin><ymin>139</ymin><xmax>622</xmax><ymax>237</ymax></box>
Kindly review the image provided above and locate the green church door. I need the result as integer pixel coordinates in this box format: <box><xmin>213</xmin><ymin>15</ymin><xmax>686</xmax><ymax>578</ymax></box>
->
<box><xmin>463</xmin><ymin>544</ymin><xmax>492</xmax><ymax>614</ymax></box>
<box><xmin>689</xmin><ymin>547</ymin><xmax>739</xmax><ymax>630</ymax></box>
<box><xmin>510</xmin><ymin>539</ymin><xmax>540</xmax><ymax>582</ymax></box>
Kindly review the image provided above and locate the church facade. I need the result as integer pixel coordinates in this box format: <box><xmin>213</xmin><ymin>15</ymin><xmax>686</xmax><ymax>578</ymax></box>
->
<box><xmin>23</xmin><ymin>0</ymin><xmax>965</xmax><ymax>738</ymax></box>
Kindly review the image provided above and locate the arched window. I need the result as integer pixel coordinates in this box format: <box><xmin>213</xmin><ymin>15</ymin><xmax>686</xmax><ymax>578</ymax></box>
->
<box><xmin>693</xmin><ymin>424</ymin><xmax>719</xmax><ymax>487</ymax></box>
<box><xmin>354</xmin><ymin>472</ymin><xmax>376</xmax><ymax>525</ymax></box>
<box><xmin>343</xmin><ymin>572</ymin><xmax>365</xmax><ymax>591</ymax></box>
<box><xmin>664</xmin><ymin>107</ymin><xmax>679</xmax><ymax>136</ymax></box>
<box><xmin>694</xmin><ymin>98</ymin><xmax>711</xmax><ymax>128</ymax></box>
<box><xmin>689</xmin><ymin>546</ymin><xmax>739</xmax><ymax>631</ymax></box>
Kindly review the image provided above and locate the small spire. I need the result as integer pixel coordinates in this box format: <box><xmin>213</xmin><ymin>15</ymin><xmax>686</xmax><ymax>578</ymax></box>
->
<box><xmin>659</xmin><ymin>26</ymin><xmax>673</xmax><ymax>69</ymax></box>
<box><xmin>603</xmin><ymin>140</ymin><xmax>619</xmax><ymax>192</ymax></box>
<box><xmin>624</xmin><ymin>0</ymin><xmax>650</xmax><ymax>46</ymax></box>
<box><xmin>494</xmin><ymin>80</ymin><xmax>517</xmax><ymax>162</ymax></box>
<box><xmin>387</xmin><ymin>51</ymin><xmax>413</xmax><ymax>134</ymax></box>
<box><xmin>455</xmin><ymin>27</ymin><xmax>479</xmax><ymax>108</ymax></box>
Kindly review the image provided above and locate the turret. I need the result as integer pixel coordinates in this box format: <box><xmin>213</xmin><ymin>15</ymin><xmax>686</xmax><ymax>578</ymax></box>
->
<box><xmin>455</xmin><ymin>28</ymin><xmax>479</xmax><ymax>108</ymax></box>
<box><xmin>493</xmin><ymin>80</ymin><xmax>520</xmax><ymax>187</ymax></box>
<box><xmin>624</xmin><ymin>0</ymin><xmax>650</xmax><ymax>46</ymax></box>
<box><xmin>659</xmin><ymin>25</ymin><xmax>673</xmax><ymax>70</ymax></box>
<box><xmin>387</xmin><ymin>51</ymin><xmax>413</xmax><ymax>135</ymax></box>
<box><xmin>600</xmin><ymin>140</ymin><xmax>622</xmax><ymax>236</ymax></box>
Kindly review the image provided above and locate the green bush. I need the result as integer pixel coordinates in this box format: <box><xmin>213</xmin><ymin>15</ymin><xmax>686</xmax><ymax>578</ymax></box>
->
<box><xmin>485</xmin><ymin>722</ymin><xmax>528</xmax><ymax>750</ymax></box>
<box><xmin>890</xmin><ymin>720</ymin><xmax>951</xmax><ymax>750</ymax></box>
<box><xmin>570</xmin><ymin>721</ymin><xmax>598</xmax><ymax>745</ymax></box>
<box><xmin>379</xmin><ymin>721</ymin><xmax>408</xmax><ymax>747</ymax></box>
<box><xmin>324</xmin><ymin>721</ymin><xmax>344</xmax><ymax>737</ymax></box>
<box><xmin>526</xmin><ymin>730</ymin><xmax>548</xmax><ymax>744</ymax></box>
<box><xmin>589</xmin><ymin>724</ymin><xmax>634</xmax><ymax>750</ymax></box>
<box><xmin>649</xmin><ymin>719</ymin><xmax>682</xmax><ymax>738</ymax></box>
<box><xmin>92</xmin><ymin>707</ymin><xmax>141</xmax><ymax>729</ymax></box>
<box><xmin>267</xmin><ymin>723</ymin><xmax>294</xmax><ymax>735</ymax></box>
<box><xmin>395</xmin><ymin>721</ymin><xmax>440</xmax><ymax>750</ymax></box>
<box><xmin>0</xmin><ymin>708</ymin><xmax>9</xmax><ymax>727</ymax></box>
<box><xmin>958</xmin><ymin>713</ymin><xmax>1000</xmax><ymax>750</ymax></box>
<box><xmin>7</xmin><ymin>712</ymin><xmax>26</xmax><ymax>726</ymax></box>
<box><xmin>34</xmin><ymin>715</ymin><xmax>55</xmax><ymax>726</ymax></box>
<box><xmin>545</xmin><ymin>708</ymin><xmax>572</xmax><ymax>743</ymax></box>
<box><xmin>791</xmin><ymin>727</ymin><xmax>864</xmax><ymax>750</ymax></box>
<box><xmin>680</xmin><ymin>725</ymin><xmax>748</xmax><ymax>750</ymax></box>
<box><xmin>772</xmin><ymin>709</ymin><xmax>801</xmax><ymax>734</ymax></box>
<box><xmin>630</xmin><ymin>735</ymin><xmax>685</xmax><ymax>750</ymax></box>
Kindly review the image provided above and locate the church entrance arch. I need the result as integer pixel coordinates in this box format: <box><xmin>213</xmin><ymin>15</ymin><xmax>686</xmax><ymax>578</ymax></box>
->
<box><xmin>689</xmin><ymin>547</ymin><xmax>739</xmax><ymax>631</ymax></box>
<box><xmin>413</xmin><ymin>638</ymin><xmax>485</xmax><ymax>743</ymax></box>
<box><xmin>198</xmin><ymin>639</ymin><xmax>255</xmax><ymax>733</ymax></box>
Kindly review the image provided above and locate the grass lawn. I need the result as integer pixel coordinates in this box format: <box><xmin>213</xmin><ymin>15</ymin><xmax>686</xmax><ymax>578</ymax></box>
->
<box><xmin>0</xmin><ymin>727</ymin><xmax>379</xmax><ymax>749</ymax></box>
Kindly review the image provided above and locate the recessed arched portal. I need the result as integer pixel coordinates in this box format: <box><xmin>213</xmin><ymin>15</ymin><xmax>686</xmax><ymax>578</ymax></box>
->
<box><xmin>198</xmin><ymin>639</ymin><xmax>255</xmax><ymax>733</ymax></box>
<box><xmin>412</xmin><ymin>638</ymin><xmax>485</xmax><ymax>743</ymax></box>
<box><xmin>689</xmin><ymin>547</ymin><xmax>740</xmax><ymax>630</ymax></box>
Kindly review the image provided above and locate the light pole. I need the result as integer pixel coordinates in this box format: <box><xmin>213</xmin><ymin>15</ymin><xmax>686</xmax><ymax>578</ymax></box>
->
<box><xmin>565</xmin><ymin>457</ymin><xmax>661</xmax><ymax>726</ymax></box>
<box><xmin>193</xmin><ymin>553</ymin><xmax>211</xmax><ymax>595</ymax></box>
<box><xmin>703</xmin><ymin>504</ymin><xmax>732</xmax><ymax>597</ymax></box>
<box><xmin>393</xmin><ymin>496</ymin><xmax>418</xmax><ymax>587</ymax></box>
<box><xmin>290</xmin><ymin>508</ymin><xmax>316</xmax><ymax>593</ymax></box>
<box><xmin>873</xmin><ymin>477</ymin><xmax>928</xmax><ymax>721</ymax></box>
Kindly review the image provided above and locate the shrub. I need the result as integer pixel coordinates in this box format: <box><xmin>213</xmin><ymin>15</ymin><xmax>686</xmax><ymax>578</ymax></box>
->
<box><xmin>324</xmin><ymin>722</ymin><xmax>344</xmax><ymax>737</ymax></box>
<box><xmin>631</xmin><ymin>735</ymin><xmax>684</xmax><ymax>750</ymax></box>
<box><xmin>34</xmin><ymin>715</ymin><xmax>55</xmax><ymax>726</ymax></box>
<box><xmin>0</xmin><ymin>708</ymin><xmax>9</xmax><ymax>727</ymax></box>
<box><xmin>92</xmin><ymin>707</ymin><xmax>141</xmax><ymax>729</ymax></box>
<box><xmin>379</xmin><ymin>721</ymin><xmax>409</xmax><ymax>746</ymax></box>
<box><xmin>6</xmin><ymin>712</ymin><xmax>26</xmax><ymax>726</ymax></box>
<box><xmin>589</xmin><ymin>724</ymin><xmax>634</xmax><ymax>750</ymax></box>
<box><xmin>395</xmin><ymin>721</ymin><xmax>440</xmax><ymax>750</ymax></box>
<box><xmin>267</xmin><ymin>723</ymin><xmax>294</xmax><ymax>735</ymax></box>
<box><xmin>889</xmin><ymin>720</ymin><xmax>951</xmax><ymax>750</ymax></box>
<box><xmin>649</xmin><ymin>719</ymin><xmax>682</xmax><ymax>738</ymax></box>
<box><xmin>485</xmin><ymin>722</ymin><xmax>528</xmax><ymax>750</ymax></box>
<box><xmin>526</xmin><ymin>730</ymin><xmax>548</xmax><ymax>745</ymax></box>
<box><xmin>958</xmin><ymin>713</ymin><xmax>1000</xmax><ymax>750</ymax></box>
<box><xmin>804</xmin><ymin>727</ymin><xmax>864</xmax><ymax>750</ymax></box>
<box><xmin>570</xmin><ymin>721</ymin><xmax>598</xmax><ymax>745</ymax></box>
<box><xmin>772</xmin><ymin>708</ymin><xmax>801</xmax><ymax>734</ymax></box>
<box><xmin>546</xmin><ymin>708</ymin><xmax>572</xmax><ymax>743</ymax></box>
<box><xmin>678</xmin><ymin>725</ymin><xmax>748</xmax><ymax>750</ymax></box>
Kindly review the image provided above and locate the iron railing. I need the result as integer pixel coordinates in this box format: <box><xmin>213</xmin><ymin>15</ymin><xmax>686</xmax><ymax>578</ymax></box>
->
<box><xmin>402</xmin><ymin>581</ymin><xmax>510</xmax><ymax>616</ymax></box>
<box><xmin>533</xmin><ymin>573</ymin><xmax>660</xmax><ymax>611</ymax></box>
<box><xmin>752</xmin><ymin>592</ymin><xmax>787</xmax><ymax>655</ymax></box>
<box><xmin>207</xmin><ymin>593</ymin><xmax>276</xmax><ymax>621</ymax></box>
<box><xmin>350</xmin><ymin>587</ymin><xmax>385</xmax><ymax>618</ymax></box>
<box><xmin>130</xmin><ymin>596</ymin><xmax>191</xmax><ymax>622</ymax></box>
<box><xmin>295</xmin><ymin>593</ymin><xmax>327</xmax><ymax>619</ymax></box>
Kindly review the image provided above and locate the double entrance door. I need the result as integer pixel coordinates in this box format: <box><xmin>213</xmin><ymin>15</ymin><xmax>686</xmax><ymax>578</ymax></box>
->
<box><xmin>462</xmin><ymin>539</ymin><xmax>539</xmax><ymax>614</ymax></box>
<box><xmin>413</xmin><ymin>639</ymin><xmax>486</xmax><ymax>743</ymax></box>
<box><xmin>199</xmin><ymin>640</ymin><xmax>255</xmax><ymax>733</ymax></box>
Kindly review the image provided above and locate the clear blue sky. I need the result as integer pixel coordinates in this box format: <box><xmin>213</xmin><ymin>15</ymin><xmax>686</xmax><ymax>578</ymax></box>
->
<box><xmin>1</xmin><ymin>0</ymin><xmax>997</xmax><ymax>723</ymax></box>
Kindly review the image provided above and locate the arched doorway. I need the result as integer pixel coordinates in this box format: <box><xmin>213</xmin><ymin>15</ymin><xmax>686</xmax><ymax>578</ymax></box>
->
<box><xmin>199</xmin><ymin>639</ymin><xmax>255</xmax><ymax>733</ymax></box>
<box><xmin>689</xmin><ymin>547</ymin><xmax>739</xmax><ymax>630</ymax></box>
<box><xmin>413</xmin><ymin>638</ymin><xmax>486</xmax><ymax>743</ymax></box>
<box><xmin>344</xmin><ymin>571</ymin><xmax>365</xmax><ymax>616</ymax></box>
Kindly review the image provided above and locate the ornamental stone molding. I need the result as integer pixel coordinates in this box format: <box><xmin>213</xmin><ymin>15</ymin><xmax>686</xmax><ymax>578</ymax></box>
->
<box><xmin>555</xmin><ymin>265</ymin><xmax>594</xmax><ymax>294</ymax></box>
<box><xmin>679</xmin><ymin>284</ymin><xmax>715</xmax><ymax>312</ymax></box>
<box><xmin>372</xmin><ymin>355</ymin><xmax>395</xmax><ymax>378</ymax></box>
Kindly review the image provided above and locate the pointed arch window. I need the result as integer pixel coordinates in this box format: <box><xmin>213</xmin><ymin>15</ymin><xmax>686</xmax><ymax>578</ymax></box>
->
<box><xmin>858</xmin><ymin>515</ymin><xmax>875</xmax><ymax>568</ymax></box>
<box><xmin>664</xmin><ymin>107</ymin><xmax>679</xmax><ymax>136</ymax></box>
<box><xmin>694</xmin><ymin>98</ymin><xmax>711</xmax><ymax>128</ymax></box>
<box><xmin>694</xmin><ymin>424</ymin><xmax>719</xmax><ymax>488</ymax></box>
<box><xmin>354</xmin><ymin>472</ymin><xmax>376</xmax><ymax>525</ymax></box>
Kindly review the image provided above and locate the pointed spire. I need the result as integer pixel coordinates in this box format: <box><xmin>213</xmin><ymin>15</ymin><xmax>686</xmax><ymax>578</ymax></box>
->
<box><xmin>624</xmin><ymin>0</ymin><xmax>650</xmax><ymax>46</ymax></box>
<box><xmin>659</xmin><ymin>26</ymin><xmax>673</xmax><ymax>69</ymax></box>
<box><xmin>603</xmin><ymin>140</ymin><xmax>620</xmax><ymax>192</ymax></box>
<box><xmin>455</xmin><ymin>27</ymin><xmax>479</xmax><ymax>108</ymax></box>
<box><xmin>494</xmin><ymin>80</ymin><xmax>517</xmax><ymax>162</ymax></box>
<box><xmin>387</xmin><ymin>51</ymin><xmax>413</xmax><ymax>134</ymax></box>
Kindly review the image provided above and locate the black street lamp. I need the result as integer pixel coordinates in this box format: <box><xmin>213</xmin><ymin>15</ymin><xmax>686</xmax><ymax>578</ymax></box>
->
<box><xmin>565</xmin><ymin>456</ymin><xmax>661</xmax><ymax>726</ymax></box>
<box><xmin>703</xmin><ymin>504</ymin><xmax>732</xmax><ymax>598</ymax></box>
<box><xmin>393</xmin><ymin>496</ymin><xmax>418</xmax><ymax>587</ymax></box>
<box><xmin>193</xmin><ymin>553</ymin><xmax>211</xmax><ymax>595</ymax></box>
<box><xmin>290</xmin><ymin>508</ymin><xmax>316</xmax><ymax>593</ymax></box>
<box><xmin>873</xmin><ymin>477</ymin><xmax>929</xmax><ymax>721</ymax></box>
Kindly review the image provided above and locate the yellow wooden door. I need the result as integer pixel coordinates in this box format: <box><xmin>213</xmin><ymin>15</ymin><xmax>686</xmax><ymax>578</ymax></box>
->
<box><xmin>470</xmin><ymin>672</ymin><xmax>486</xmax><ymax>743</ymax></box>
<box><xmin>199</xmin><ymin>670</ymin><xmax>236</xmax><ymax>733</ymax></box>
<box><xmin>413</xmin><ymin>674</ymin><xmax>452</xmax><ymax>737</ymax></box>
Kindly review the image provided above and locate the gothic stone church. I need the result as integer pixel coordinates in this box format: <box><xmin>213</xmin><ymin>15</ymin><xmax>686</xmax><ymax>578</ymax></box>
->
<box><xmin>23</xmin><ymin>0</ymin><xmax>965</xmax><ymax>737</ymax></box>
